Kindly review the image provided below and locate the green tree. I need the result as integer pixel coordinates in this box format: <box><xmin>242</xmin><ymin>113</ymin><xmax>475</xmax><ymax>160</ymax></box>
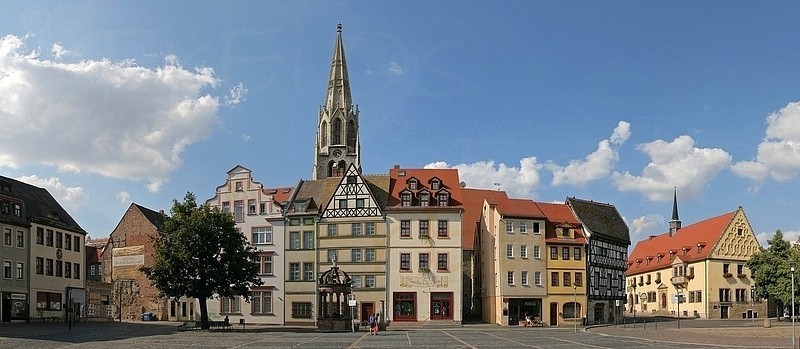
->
<box><xmin>141</xmin><ymin>192</ymin><xmax>262</xmax><ymax>329</ymax></box>
<box><xmin>747</xmin><ymin>230</ymin><xmax>800</xmax><ymax>316</ymax></box>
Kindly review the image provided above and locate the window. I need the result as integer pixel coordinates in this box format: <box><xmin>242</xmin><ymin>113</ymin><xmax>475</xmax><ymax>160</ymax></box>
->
<box><xmin>289</xmin><ymin>263</ymin><xmax>300</xmax><ymax>281</ymax></box>
<box><xmin>3</xmin><ymin>261</ymin><xmax>10</xmax><ymax>278</ymax></box>
<box><xmin>289</xmin><ymin>232</ymin><xmax>300</xmax><ymax>250</ymax></box>
<box><xmin>235</xmin><ymin>182</ymin><xmax>243</xmax><ymax>191</ymax></box>
<box><xmin>437</xmin><ymin>253</ymin><xmax>448</xmax><ymax>271</ymax></box>
<box><xmin>400</xmin><ymin>253</ymin><xmax>410</xmax><ymax>271</ymax></box>
<box><xmin>533</xmin><ymin>222</ymin><xmax>540</xmax><ymax>234</ymax></box>
<box><xmin>356</xmin><ymin>199</ymin><xmax>366</xmax><ymax>208</ymax></box>
<box><xmin>506</xmin><ymin>221</ymin><xmax>513</xmax><ymax>233</ymax></box>
<box><xmin>352</xmin><ymin>223</ymin><xmax>362</xmax><ymax>236</ymax></box>
<box><xmin>400</xmin><ymin>220</ymin><xmax>411</xmax><ymax>237</ymax></box>
<box><xmin>562</xmin><ymin>247</ymin><xmax>570</xmax><ymax>260</ymax></box>
<box><xmin>303</xmin><ymin>263</ymin><xmax>314</xmax><ymax>281</ymax></box>
<box><xmin>561</xmin><ymin>227</ymin><xmax>570</xmax><ymax>237</ymax></box>
<box><xmin>248</xmin><ymin>199</ymin><xmax>256</xmax><ymax>214</ymax></box>
<box><xmin>521</xmin><ymin>271</ymin><xmax>528</xmax><ymax>285</ymax></box>
<box><xmin>351</xmin><ymin>249</ymin><xmax>362</xmax><ymax>262</ymax></box>
<box><xmin>251</xmin><ymin>290</ymin><xmax>272</xmax><ymax>314</ymax></box>
<box><xmin>260</xmin><ymin>255</ymin><xmax>273</xmax><ymax>275</ymax></box>
<box><xmin>327</xmin><ymin>224</ymin><xmax>338</xmax><ymax>236</ymax></box>
<box><xmin>419</xmin><ymin>192</ymin><xmax>429</xmax><ymax>207</ymax></box>
<box><xmin>574</xmin><ymin>247</ymin><xmax>582</xmax><ymax>261</ymax></box>
<box><xmin>431</xmin><ymin>180</ymin><xmax>440</xmax><ymax>190</ymax></box>
<box><xmin>550</xmin><ymin>246</ymin><xmax>558</xmax><ymax>260</ymax></box>
<box><xmin>533</xmin><ymin>245</ymin><xmax>541</xmax><ymax>259</ymax></box>
<box><xmin>735</xmin><ymin>288</ymin><xmax>747</xmax><ymax>302</ymax></box>
<box><xmin>36</xmin><ymin>227</ymin><xmax>43</xmax><ymax>245</ymax></box>
<box><xmin>534</xmin><ymin>271</ymin><xmax>542</xmax><ymax>286</ymax></box>
<box><xmin>74</xmin><ymin>263</ymin><xmax>80</xmax><ymax>279</ymax></box>
<box><xmin>351</xmin><ymin>275</ymin><xmax>362</xmax><ymax>289</ymax></box>
<box><xmin>408</xmin><ymin>180</ymin><xmax>417</xmax><ymax>190</ymax></box>
<box><xmin>90</xmin><ymin>264</ymin><xmax>97</xmax><ymax>276</ymax></box>
<box><xmin>365</xmin><ymin>222</ymin><xmax>376</xmax><ymax>235</ymax></box>
<box><xmin>222</xmin><ymin>201</ymin><xmax>230</xmax><ymax>213</ymax></box>
<box><xmin>696</xmin><ymin>290</ymin><xmax>703</xmax><ymax>303</ymax></box>
<box><xmin>519</xmin><ymin>222</ymin><xmax>527</xmax><ymax>233</ymax></box>
<box><xmin>16</xmin><ymin>262</ymin><xmax>23</xmax><ymax>280</ymax></box>
<box><xmin>259</xmin><ymin>203</ymin><xmax>266</xmax><ymax>214</ymax></box>
<box><xmin>506</xmin><ymin>244</ymin><xmax>514</xmax><ymax>258</ymax></box>
<box><xmin>551</xmin><ymin>272</ymin><xmax>559</xmax><ymax>286</ymax></box>
<box><xmin>575</xmin><ymin>272</ymin><xmax>583</xmax><ymax>287</ymax></box>
<box><xmin>220</xmin><ymin>296</ymin><xmax>240</xmax><ymax>314</ymax></box>
<box><xmin>55</xmin><ymin>231</ymin><xmax>62</xmax><ymax>248</ymax></box>
<box><xmin>347</xmin><ymin>175</ymin><xmax>357</xmax><ymax>184</ymax></box>
<box><xmin>563</xmin><ymin>272</ymin><xmax>571</xmax><ymax>287</ymax></box>
<box><xmin>234</xmin><ymin>201</ymin><xmax>244</xmax><ymax>222</ymax></box>
<box><xmin>365</xmin><ymin>248</ymin><xmax>376</xmax><ymax>262</ymax></box>
<box><xmin>55</xmin><ymin>260</ymin><xmax>62</xmax><ymax>277</ymax></box>
<box><xmin>45</xmin><ymin>259</ymin><xmax>53</xmax><ymax>276</ymax></box>
<box><xmin>73</xmin><ymin>236</ymin><xmax>80</xmax><ymax>252</ymax></box>
<box><xmin>401</xmin><ymin>192</ymin><xmax>412</xmax><ymax>207</ymax></box>
<box><xmin>437</xmin><ymin>192</ymin><xmax>449</xmax><ymax>206</ymax></box>
<box><xmin>3</xmin><ymin>228</ymin><xmax>10</xmax><ymax>246</ymax></box>
<box><xmin>419</xmin><ymin>220</ymin><xmax>429</xmax><ymax>238</ymax></box>
<box><xmin>507</xmin><ymin>271</ymin><xmax>514</xmax><ymax>285</ymax></box>
<box><xmin>303</xmin><ymin>231</ymin><xmax>314</xmax><ymax>249</ymax></box>
<box><xmin>338</xmin><ymin>199</ymin><xmax>348</xmax><ymax>209</ymax></box>
<box><xmin>46</xmin><ymin>229</ymin><xmax>53</xmax><ymax>246</ymax></box>
<box><xmin>64</xmin><ymin>262</ymin><xmax>71</xmax><ymax>278</ymax></box>
<box><xmin>520</xmin><ymin>245</ymin><xmax>528</xmax><ymax>258</ymax></box>
<box><xmin>36</xmin><ymin>292</ymin><xmax>62</xmax><ymax>311</ymax></box>
<box><xmin>437</xmin><ymin>220</ymin><xmax>448</xmax><ymax>237</ymax></box>
<box><xmin>12</xmin><ymin>204</ymin><xmax>20</xmax><ymax>217</ymax></box>
<box><xmin>64</xmin><ymin>233</ymin><xmax>71</xmax><ymax>250</ymax></box>
<box><xmin>327</xmin><ymin>250</ymin><xmax>337</xmax><ymax>262</ymax></box>
<box><xmin>419</xmin><ymin>253</ymin><xmax>429</xmax><ymax>270</ymax></box>
<box><xmin>252</xmin><ymin>227</ymin><xmax>273</xmax><ymax>245</ymax></box>
<box><xmin>36</xmin><ymin>257</ymin><xmax>43</xmax><ymax>274</ymax></box>
<box><xmin>737</xmin><ymin>264</ymin><xmax>744</xmax><ymax>276</ymax></box>
<box><xmin>365</xmin><ymin>275</ymin><xmax>376</xmax><ymax>288</ymax></box>
<box><xmin>719</xmin><ymin>288</ymin><xmax>731</xmax><ymax>302</ymax></box>
<box><xmin>292</xmin><ymin>302</ymin><xmax>313</xmax><ymax>318</ymax></box>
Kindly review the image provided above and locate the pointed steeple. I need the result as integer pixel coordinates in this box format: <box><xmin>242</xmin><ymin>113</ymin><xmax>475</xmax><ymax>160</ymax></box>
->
<box><xmin>313</xmin><ymin>22</ymin><xmax>361</xmax><ymax>180</ymax></box>
<box><xmin>669</xmin><ymin>187</ymin><xmax>681</xmax><ymax>236</ymax></box>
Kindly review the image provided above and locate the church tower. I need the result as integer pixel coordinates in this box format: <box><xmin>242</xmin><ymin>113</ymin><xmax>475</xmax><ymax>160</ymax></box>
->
<box><xmin>669</xmin><ymin>187</ymin><xmax>682</xmax><ymax>236</ymax></box>
<box><xmin>312</xmin><ymin>23</ymin><xmax>360</xmax><ymax>180</ymax></box>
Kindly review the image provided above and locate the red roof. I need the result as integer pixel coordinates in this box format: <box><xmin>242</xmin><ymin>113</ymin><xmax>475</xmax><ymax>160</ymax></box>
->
<box><xmin>627</xmin><ymin>210</ymin><xmax>737</xmax><ymax>275</ymax></box>
<box><xmin>495</xmin><ymin>198</ymin><xmax>546</xmax><ymax>219</ymax></box>
<box><xmin>535</xmin><ymin>201</ymin><xmax>587</xmax><ymax>245</ymax></box>
<box><xmin>262</xmin><ymin>187</ymin><xmax>294</xmax><ymax>206</ymax></box>
<box><xmin>387</xmin><ymin>167</ymin><xmax>463</xmax><ymax>207</ymax></box>
<box><xmin>461</xmin><ymin>188</ymin><xmax>508</xmax><ymax>251</ymax></box>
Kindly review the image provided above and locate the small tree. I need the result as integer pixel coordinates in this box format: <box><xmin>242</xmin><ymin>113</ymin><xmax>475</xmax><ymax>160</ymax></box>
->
<box><xmin>142</xmin><ymin>192</ymin><xmax>262</xmax><ymax>329</ymax></box>
<box><xmin>747</xmin><ymin>230</ymin><xmax>800</xmax><ymax>316</ymax></box>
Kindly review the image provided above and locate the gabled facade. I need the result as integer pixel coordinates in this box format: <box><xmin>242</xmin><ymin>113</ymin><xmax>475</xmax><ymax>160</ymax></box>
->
<box><xmin>0</xmin><ymin>179</ymin><xmax>31</xmax><ymax>323</ymax></box>
<box><xmin>536</xmin><ymin>201</ymin><xmax>587</xmax><ymax>327</ymax></box>
<box><xmin>317</xmin><ymin>164</ymin><xmax>389</xmax><ymax>323</ymax></box>
<box><xmin>84</xmin><ymin>237</ymin><xmax>112</xmax><ymax>320</ymax></box>
<box><xmin>385</xmin><ymin>166</ymin><xmax>463</xmax><ymax>324</ymax></box>
<box><xmin>626</xmin><ymin>201</ymin><xmax>763</xmax><ymax>319</ymax></box>
<box><xmin>205</xmin><ymin>165</ymin><xmax>292</xmax><ymax>325</ymax></box>
<box><xmin>567</xmin><ymin>197</ymin><xmax>629</xmax><ymax>325</ymax></box>
<box><xmin>479</xmin><ymin>194</ymin><xmax>547</xmax><ymax>326</ymax></box>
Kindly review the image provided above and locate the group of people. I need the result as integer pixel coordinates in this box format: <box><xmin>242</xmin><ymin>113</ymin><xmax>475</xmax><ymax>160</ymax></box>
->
<box><xmin>367</xmin><ymin>312</ymin><xmax>380</xmax><ymax>335</ymax></box>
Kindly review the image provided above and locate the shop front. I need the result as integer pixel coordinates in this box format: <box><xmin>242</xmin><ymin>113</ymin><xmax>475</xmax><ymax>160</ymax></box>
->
<box><xmin>1</xmin><ymin>292</ymin><xmax>28</xmax><ymax>322</ymax></box>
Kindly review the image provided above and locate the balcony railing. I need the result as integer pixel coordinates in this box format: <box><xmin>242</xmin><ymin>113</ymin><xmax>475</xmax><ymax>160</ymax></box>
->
<box><xmin>671</xmin><ymin>275</ymin><xmax>690</xmax><ymax>286</ymax></box>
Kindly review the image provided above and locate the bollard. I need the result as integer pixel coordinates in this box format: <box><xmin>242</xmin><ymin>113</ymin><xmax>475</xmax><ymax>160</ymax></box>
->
<box><xmin>763</xmin><ymin>318</ymin><xmax>771</xmax><ymax>328</ymax></box>
<box><xmin>643</xmin><ymin>319</ymin><xmax>647</xmax><ymax>330</ymax></box>
<box><xmin>655</xmin><ymin>318</ymin><xmax>658</xmax><ymax>330</ymax></box>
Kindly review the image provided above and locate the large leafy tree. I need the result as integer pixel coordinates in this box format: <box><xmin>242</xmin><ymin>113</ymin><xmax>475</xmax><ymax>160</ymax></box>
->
<box><xmin>747</xmin><ymin>230</ymin><xmax>800</xmax><ymax>316</ymax></box>
<box><xmin>142</xmin><ymin>192</ymin><xmax>262</xmax><ymax>329</ymax></box>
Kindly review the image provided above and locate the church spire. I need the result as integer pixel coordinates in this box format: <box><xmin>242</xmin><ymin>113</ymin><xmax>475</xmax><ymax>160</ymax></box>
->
<box><xmin>313</xmin><ymin>23</ymin><xmax>361</xmax><ymax>180</ymax></box>
<box><xmin>669</xmin><ymin>187</ymin><xmax>681</xmax><ymax>236</ymax></box>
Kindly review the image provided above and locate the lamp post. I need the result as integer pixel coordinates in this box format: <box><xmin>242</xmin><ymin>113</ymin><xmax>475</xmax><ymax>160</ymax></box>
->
<box><xmin>632</xmin><ymin>283</ymin><xmax>637</xmax><ymax>327</ymax></box>
<box><xmin>792</xmin><ymin>262</ymin><xmax>796</xmax><ymax>349</ymax></box>
<box><xmin>573</xmin><ymin>284</ymin><xmax>578</xmax><ymax>333</ymax></box>
<box><xmin>751</xmin><ymin>286</ymin><xmax>755</xmax><ymax>324</ymax></box>
<box><xmin>676</xmin><ymin>288</ymin><xmax>681</xmax><ymax>329</ymax></box>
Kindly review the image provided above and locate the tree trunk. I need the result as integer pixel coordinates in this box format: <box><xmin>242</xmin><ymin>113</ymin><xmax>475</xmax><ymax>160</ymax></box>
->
<box><xmin>199</xmin><ymin>298</ymin><xmax>209</xmax><ymax>330</ymax></box>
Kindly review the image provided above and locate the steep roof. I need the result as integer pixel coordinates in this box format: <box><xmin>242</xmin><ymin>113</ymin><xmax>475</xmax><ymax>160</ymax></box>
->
<box><xmin>133</xmin><ymin>203</ymin><xmax>164</xmax><ymax>229</ymax></box>
<box><xmin>497</xmin><ymin>198</ymin><xmax>546</xmax><ymax>219</ymax></box>
<box><xmin>386</xmin><ymin>167</ymin><xmax>463</xmax><ymax>207</ymax></box>
<box><xmin>535</xmin><ymin>201</ymin><xmax>587</xmax><ymax>245</ymax></box>
<box><xmin>286</xmin><ymin>174</ymin><xmax>389</xmax><ymax>216</ymax></box>
<box><xmin>627</xmin><ymin>210</ymin><xmax>737</xmax><ymax>275</ymax></box>
<box><xmin>567</xmin><ymin>197</ymin><xmax>629</xmax><ymax>245</ymax></box>
<box><xmin>461</xmin><ymin>189</ymin><xmax>508</xmax><ymax>251</ymax></box>
<box><xmin>0</xmin><ymin>175</ymin><xmax>85</xmax><ymax>234</ymax></box>
<box><xmin>262</xmin><ymin>186</ymin><xmax>295</xmax><ymax>208</ymax></box>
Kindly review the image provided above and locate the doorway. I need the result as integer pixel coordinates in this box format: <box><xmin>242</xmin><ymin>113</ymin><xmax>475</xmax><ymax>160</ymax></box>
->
<box><xmin>721</xmin><ymin>306</ymin><xmax>729</xmax><ymax>319</ymax></box>
<box><xmin>549</xmin><ymin>302</ymin><xmax>558</xmax><ymax>326</ymax></box>
<box><xmin>431</xmin><ymin>292</ymin><xmax>452</xmax><ymax>320</ymax></box>
<box><xmin>660</xmin><ymin>293</ymin><xmax>667</xmax><ymax>309</ymax></box>
<box><xmin>361</xmin><ymin>302</ymin><xmax>375</xmax><ymax>323</ymax></box>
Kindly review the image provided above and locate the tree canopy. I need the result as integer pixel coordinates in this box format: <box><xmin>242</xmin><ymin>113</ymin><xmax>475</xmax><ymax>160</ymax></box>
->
<box><xmin>141</xmin><ymin>192</ymin><xmax>262</xmax><ymax>329</ymax></box>
<box><xmin>747</xmin><ymin>230</ymin><xmax>800</xmax><ymax>314</ymax></box>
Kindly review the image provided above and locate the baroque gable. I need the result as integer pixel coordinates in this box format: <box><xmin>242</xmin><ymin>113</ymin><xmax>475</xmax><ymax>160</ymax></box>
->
<box><xmin>321</xmin><ymin>164</ymin><xmax>383</xmax><ymax>218</ymax></box>
<box><xmin>710</xmin><ymin>208</ymin><xmax>760</xmax><ymax>260</ymax></box>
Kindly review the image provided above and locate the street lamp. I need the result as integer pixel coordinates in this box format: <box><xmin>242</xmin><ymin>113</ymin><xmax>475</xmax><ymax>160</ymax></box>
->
<box><xmin>573</xmin><ymin>284</ymin><xmax>578</xmax><ymax>333</ymax></box>
<box><xmin>751</xmin><ymin>286</ymin><xmax>755</xmax><ymax>324</ymax></box>
<box><xmin>632</xmin><ymin>282</ymin><xmax>637</xmax><ymax>327</ymax></box>
<box><xmin>792</xmin><ymin>261</ymin><xmax>796</xmax><ymax>349</ymax></box>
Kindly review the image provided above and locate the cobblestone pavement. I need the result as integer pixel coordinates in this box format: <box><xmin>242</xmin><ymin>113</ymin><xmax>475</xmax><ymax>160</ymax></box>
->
<box><xmin>0</xmin><ymin>319</ymin><xmax>795</xmax><ymax>349</ymax></box>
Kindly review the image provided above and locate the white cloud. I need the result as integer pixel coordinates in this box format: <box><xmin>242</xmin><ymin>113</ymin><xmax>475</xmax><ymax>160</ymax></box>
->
<box><xmin>225</xmin><ymin>82</ymin><xmax>247</xmax><ymax>106</ymax></box>
<box><xmin>241</xmin><ymin>134</ymin><xmax>252</xmax><ymax>142</ymax></box>
<box><xmin>611</xmin><ymin>135</ymin><xmax>732</xmax><ymax>201</ymax></box>
<box><xmin>0</xmin><ymin>35</ymin><xmax>224</xmax><ymax>191</ymax></box>
<box><xmin>630</xmin><ymin>214</ymin><xmax>665</xmax><ymax>241</ymax></box>
<box><xmin>16</xmin><ymin>175</ymin><xmax>86</xmax><ymax>213</ymax></box>
<box><xmin>116</xmin><ymin>191</ymin><xmax>130</xmax><ymax>204</ymax></box>
<box><xmin>733</xmin><ymin>101</ymin><xmax>800</xmax><ymax>181</ymax></box>
<box><xmin>388</xmin><ymin>62</ymin><xmax>403</xmax><ymax>75</ymax></box>
<box><xmin>547</xmin><ymin>121</ymin><xmax>631</xmax><ymax>186</ymax></box>
<box><xmin>755</xmin><ymin>230</ymin><xmax>800</xmax><ymax>248</ymax></box>
<box><xmin>425</xmin><ymin>157</ymin><xmax>542</xmax><ymax>198</ymax></box>
<box><xmin>51</xmin><ymin>43</ymin><xmax>71</xmax><ymax>60</ymax></box>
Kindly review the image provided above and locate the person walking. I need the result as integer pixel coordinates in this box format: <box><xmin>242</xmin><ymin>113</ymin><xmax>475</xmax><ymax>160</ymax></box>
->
<box><xmin>368</xmin><ymin>313</ymin><xmax>376</xmax><ymax>335</ymax></box>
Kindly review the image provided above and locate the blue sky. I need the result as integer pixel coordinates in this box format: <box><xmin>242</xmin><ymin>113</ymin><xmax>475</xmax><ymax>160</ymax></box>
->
<box><xmin>2</xmin><ymin>1</ymin><xmax>800</xmax><ymax>248</ymax></box>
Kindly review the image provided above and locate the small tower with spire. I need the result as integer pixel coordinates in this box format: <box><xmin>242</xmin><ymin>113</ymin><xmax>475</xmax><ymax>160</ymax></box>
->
<box><xmin>669</xmin><ymin>187</ymin><xmax>682</xmax><ymax>236</ymax></box>
<box><xmin>312</xmin><ymin>22</ymin><xmax>361</xmax><ymax>180</ymax></box>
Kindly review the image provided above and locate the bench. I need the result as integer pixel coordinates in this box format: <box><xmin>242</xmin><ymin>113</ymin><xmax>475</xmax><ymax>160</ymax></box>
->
<box><xmin>40</xmin><ymin>316</ymin><xmax>60</xmax><ymax>323</ymax></box>
<box><xmin>178</xmin><ymin>321</ymin><xmax>199</xmax><ymax>331</ymax></box>
<box><xmin>210</xmin><ymin>320</ymin><xmax>232</xmax><ymax>330</ymax></box>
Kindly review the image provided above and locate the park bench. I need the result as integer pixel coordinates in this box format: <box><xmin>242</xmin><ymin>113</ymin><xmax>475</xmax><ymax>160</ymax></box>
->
<box><xmin>177</xmin><ymin>321</ymin><xmax>199</xmax><ymax>331</ymax></box>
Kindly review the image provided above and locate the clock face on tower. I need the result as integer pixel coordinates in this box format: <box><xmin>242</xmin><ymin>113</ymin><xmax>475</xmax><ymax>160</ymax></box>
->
<box><xmin>332</xmin><ymin>149</ymin><xmax>342</xmax><ymax>158</ymax></box>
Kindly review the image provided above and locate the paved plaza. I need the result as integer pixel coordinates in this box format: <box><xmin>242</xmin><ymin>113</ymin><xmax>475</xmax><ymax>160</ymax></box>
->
<box><xmin>0</xmin><ymin>318</ymin><xmax>798</xmax><ymax>349</ymax></box>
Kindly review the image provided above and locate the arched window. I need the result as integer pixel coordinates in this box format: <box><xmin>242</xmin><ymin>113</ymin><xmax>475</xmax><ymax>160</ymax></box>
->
<box><xmin>321</xmin><ymin>121</ymin><xmax>328</xmax><ymax>147</ymax></box>
<box><xmin>327</xmin><ymin>161</ymin><xmax>336</xmax><ymax>178</ymax></box>
<box><xmin>332</xmin><ymin>118</ymin><xmax>342</xmax><ymax>145</ymax></box>
<box><xmin>347</xmin><ymin>120</ymin><xmax>356</xmax><ymax>149</ymax></box>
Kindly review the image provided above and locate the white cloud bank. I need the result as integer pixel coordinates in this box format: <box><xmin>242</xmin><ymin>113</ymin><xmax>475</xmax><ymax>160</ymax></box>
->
<box><xmin>0</xmin><ymin>35</ymin><xmax>229</xmax><ymax>192</ymax></box>
<box><xmin>611</xmin><ymin>135</ymin><xmax>731</xmax><ymax>201</ymax></box>
<box><xmin>733</xmin><ymin>101</ymin><xmax>800</xmax><ymax>182</ymax></box>
<box><xmin>547</xmin><ymin>121</ymin><xmax>631</xmax><ymax>186</ymax></box>
<box><xmin>16</xmin><ymin>175</ymin><xmax>86</xmax><ymax>213</ymax></box>
<box><xmin>425</xmin><ymin>157</ymin><xmax>543</xmax><ymax>199</ymax></box>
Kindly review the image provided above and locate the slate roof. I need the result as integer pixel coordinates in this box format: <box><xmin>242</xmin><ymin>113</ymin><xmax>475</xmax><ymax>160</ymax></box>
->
<box><xmin>133</xmin><ymin>203</ymin><xmax>164</xmax><ymax>229</ymax></box>
<box><xmin>286</xmin><ymin>174</ymin><xmax>390</xmax><ymax>216</ymax></box>
<box><xmin>0</xmin><ymin>175</ymin><xmax>85</xmax><ymax>234</ymax></box>
<box><xmin>627</xmin><ymin>210</ymin><xmax>737</xmax><ymax>276</ymax></box>
<box><xmin>566</xmin><ymin>197</ymin><xmax>629</xmax><ymax>245</ymax></box>
<box><xmin>535</xmin><ymin>201</ymin><xmax>587</xmax><ymax>245</ymax></box>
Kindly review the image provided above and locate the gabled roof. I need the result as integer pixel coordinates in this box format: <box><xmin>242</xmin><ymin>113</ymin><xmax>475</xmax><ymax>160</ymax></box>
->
<box><xmin>133</xmin><ymin>203</ymin><xmax>164</xmax><ymax>229</ymax></box>
<box><xmin>497</xmin><ymin>198</ymin><xmax>546</xmax><ymax>219</ymax></box>
<box><xmin>387</xmin><ymin>167</ymin><xmax>463</xmax><ymax>207</ymax></box>
<box><xmin>461</xmin><ymin>188</ymin><xmax>508</xmax><ymax>251</ymax></box>
<box><xmin>0</xmin><ymin>175</ymin><xmax>85</xmax><ymax>234</ymax></box>
<box><xmin>535</xmin><ymin>201</ymin><xmax>587</xmax><ymax>245</ymax></box>
<box><xmin>286</xmin><ymin>172</ymin><xmax>389</xmax><ymax>217</ymax></box>
<box><xmin>567</xmin><ymin>197</ymin><xmax>629</xmax><ymax>245</ymax></box>
<box><xmin>262</xmin><ymin>186</ymin><xmax>294</xmax><ymax>208</ymax></box>
<box><xmin>627</xmin><ymin>210</ymin><xmax>737</xmax><ymax>275</ymax></box>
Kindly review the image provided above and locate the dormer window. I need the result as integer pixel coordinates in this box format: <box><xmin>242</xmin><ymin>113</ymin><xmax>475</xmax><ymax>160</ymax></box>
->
<box><xmin>430</xmin><ymin>179</ymin><xmax>441</xmax><ymax>190</ymax></box>
<box><xmin>561</xmin><ymin>227</ymin><xmax>570</xmax><ymax>237</ymax></box>
<box><xmin>418</xmin><ymin>191</ymin><xmax>430</xmax><ymax>207</ymax></box>
<box><xmin>437</xmin><ymin>192</ymin><xmax>449</xmax><ymax>206</ymax></box>
<box><xmin>401</xmin><ymin>192</ymin><xmax>412</xmax><ymax>207</ymax></box>
<box><xmin>408</xmin><ymin>178</ymin><xmax>418</xmax><ymax>190</ymax></box>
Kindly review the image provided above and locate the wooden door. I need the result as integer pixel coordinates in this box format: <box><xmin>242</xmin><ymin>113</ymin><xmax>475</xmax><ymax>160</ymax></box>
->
<box><xmin>549</xmin><ymin>302</ymin><xmax>558</xmax><ymax>326</ymax></box>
